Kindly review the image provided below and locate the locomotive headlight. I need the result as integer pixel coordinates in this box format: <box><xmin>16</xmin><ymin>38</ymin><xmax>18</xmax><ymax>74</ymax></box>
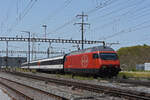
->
<box><xmin>102</xmin><ymin>66</ymin><xmax>106</xmax><ymax>69</ymax></box>
<box><xmin>115</xmin><ymin>66</ymin><xmax>118</xmax><ymax>68</ymax></box>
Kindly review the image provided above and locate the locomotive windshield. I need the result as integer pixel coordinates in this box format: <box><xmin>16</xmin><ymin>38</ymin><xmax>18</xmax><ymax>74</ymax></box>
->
<box><xmin>100</xmin><ymin>53</ymin><xmax>118</xmax><ymax>60</ymax></box>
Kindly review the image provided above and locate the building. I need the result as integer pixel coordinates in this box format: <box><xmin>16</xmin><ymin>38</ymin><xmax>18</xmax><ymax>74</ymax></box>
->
<box><xmin>136</xmin><ymin>64</ymin><xmax>144</xmax><ymax>70</ymax></box>
<box><xmin>144</xmin><ymin>63</ymin><xmax>150</xmax><ymax>71</ymax></box>
<box><xmin>0</xmin><ymin>57</ymin><xmax>27</xmax><ymax>68</ymax></box>
<box><xmin>136</xmin><ymin>63</ymin><xmax>150</xmax><ymax>71</ymax></box>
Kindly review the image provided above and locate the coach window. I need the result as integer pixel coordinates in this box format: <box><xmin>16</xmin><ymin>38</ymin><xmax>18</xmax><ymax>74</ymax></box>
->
<box><xmin>93</xmin><ymin>53</ymin><xmax>99</xmax><ymax>59</ymax></box>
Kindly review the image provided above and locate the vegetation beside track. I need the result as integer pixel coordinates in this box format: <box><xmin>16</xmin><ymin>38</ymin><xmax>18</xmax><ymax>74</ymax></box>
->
<box><xmin>56</xmin><ymin>74</ymin><xmax>94</xmax><ymax>80</ymax></box>
<box><xmin>3</xmin><ymin>68</ymin><xmax>94</xmax><ymax>80</ymax></box>
<box><xmin>118</xmin><ymin>71</ymin><xmax>150</xmax><ymax>79</ymax></box>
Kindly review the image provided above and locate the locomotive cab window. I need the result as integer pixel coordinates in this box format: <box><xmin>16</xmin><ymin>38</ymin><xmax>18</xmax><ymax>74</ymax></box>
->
<box><xmin>100</xmin><ymin>53</ymin><xmax>118</xmax><ymax>60</ymax></box>
<box><xmin>93</xmin><ymin>53</ymin><xmax>99</xmax><ymax>59</ymax></box>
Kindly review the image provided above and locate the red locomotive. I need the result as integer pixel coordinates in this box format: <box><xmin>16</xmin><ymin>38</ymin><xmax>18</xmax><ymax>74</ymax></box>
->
<box><xmin>64</xmin><ymin>46</ymin><xmax>120</xmax><ymax>77</ymax></box>
<box><xmin>22</xmin><ymin>46</ymin><xmax>121</xmax><ymax>77</ymax></box>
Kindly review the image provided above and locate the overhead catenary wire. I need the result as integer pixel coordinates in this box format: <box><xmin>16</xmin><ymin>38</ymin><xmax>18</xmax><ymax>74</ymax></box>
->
<box><xmin>130</xmin><ymin>7</ymin><xmax>150</xmax><ymax>21</ymax></box>
<box><xmin>102</xmin><ymin>19</ymin><xmax>150</xmax><ymax>40</ymax></box>
<box><xmin>121</xmin><ymin>35</ymin><xmax>150</xmax><ymax>45</ymax></box>
<box><xmin>7</xmin><ymin>0</ymin><xmax>38</xmax><ymax>33</ymax></box>
<box><xmin>49</xmin><ymin>0</ymin><xmax>118</xmax><ymax>34</ymax></box>
<box><xmin>31</xmin><ymin>0</ymin><xmax>73</xmax><ymax>32</ymax></box>
<box><xmin>91</xmin><ymin>0</ymin><xmax>146</xmax><ymax>31</ymax></box>
<box><xmin>44</xmin><ymin>0</ymin><xmax>73</xmax><ymax>22</ymax></box>
<box><xmin>21</xmin><ymin>0</ymin><xmax>37</xmax><ymax>20</ymax></box>
<box><xmin>35</xmin><ymin>0</ymin><xmax>116</xmax><ymax>34</ymax></box>
<box><xmin>18</xmin><ymin>0</ymin><xmax>34</xmax><ymax>21</ymax></box>
<box><xmin>90</xmin><ymin>0</ymin><xmax>144</xmax><ymax>22</ymax></box>
<box><xmin>9</xmin><ymin>0</ymin><xmax>33</xmax><ymax>27</ymax></box>
<box><xmin>86</xmin><ymin>0</ymin><xmax>119</xmax><ymax>14</ymax></box>
<box><xmin>0</xmin><ymin>0</ymin><xmax>14</xmax><ymax>35</ymax></box>
<box><xmin>43</xmin><ymin>0</ymin><xmax>73</xmax><ymax>22</ymax></box>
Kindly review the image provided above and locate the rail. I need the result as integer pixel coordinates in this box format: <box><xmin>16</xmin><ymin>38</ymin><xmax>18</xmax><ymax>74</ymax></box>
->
<box><xmin>4</xmin><ymin>71</ymin><xmax>150</xmax><ymax>100</ymax></box>
<box><xmin>0</xmin><ymin>78</ymin><xmax>33</xmax><ymax>100</ymax></box>
<box><xmin>0</xmin><ymin>75</ymin><xmax>68</xmax><ymax>100</ymax></box>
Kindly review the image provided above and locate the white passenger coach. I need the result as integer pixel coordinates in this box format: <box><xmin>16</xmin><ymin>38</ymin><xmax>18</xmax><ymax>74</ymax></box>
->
<box><xmin>21</xmin><ymin>55</ymin><xmax>64</xmax><ymax>71</ymax></box>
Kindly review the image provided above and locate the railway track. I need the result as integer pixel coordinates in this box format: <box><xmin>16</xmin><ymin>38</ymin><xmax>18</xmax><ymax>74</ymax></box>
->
<box><xmin>0</xmin><ymin>76</ymin><xmax>68</xmax><ymax>100</ymax></box>
<box><xmin>4</xmin><ymin>71</ymin><xmax>150</xmax><ymax>100</ymax></box>
<box><xmin>110</xmin><ymin>78</ymin><xmax>150</xmax><ymax>87</ymax></box>
<box><xmin>0</xmin><ymin>78</ymin><xmax>33</xmax><ymax>100</ymax></box>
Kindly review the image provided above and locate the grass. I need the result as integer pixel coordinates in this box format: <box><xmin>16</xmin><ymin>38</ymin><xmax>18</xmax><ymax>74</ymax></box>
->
<box><xmin>4</xmin><ymin>67</ymin><xmax>37</xmax><ymax>74</ymax></box>
<box><xmin>31</xmin><ymin>69</ymin><xmax>37</xmax><ymax>73</ymax></box>
<box><xmin>118</xmin><ymin>71</ymin><xmax>150</xmax><ymax>79</ymax></box>
<box><xmin>3</xmin><ymin>68</ymin><xmax>93</xmax><ymax>80</ymax></box>
<box><xmin>55</xmin><ymin>73</ymin><xmax>94</xmax><ymax>80</ymax></box>
<box><xmin>74</xmin><ymin>75</ymin><xmax>94</xmax><ymax>80</ymax></box>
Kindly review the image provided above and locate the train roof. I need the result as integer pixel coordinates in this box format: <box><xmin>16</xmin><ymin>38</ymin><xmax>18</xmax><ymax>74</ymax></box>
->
<box><xmin>22</xmin><ymin>55</ymin><xmax>64</xmax><ymax>65</ymax></box>
<box><xmin>68</xmin><ymin>46</ymin><xmax>114</xmax><ymax>56</ymax></box>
